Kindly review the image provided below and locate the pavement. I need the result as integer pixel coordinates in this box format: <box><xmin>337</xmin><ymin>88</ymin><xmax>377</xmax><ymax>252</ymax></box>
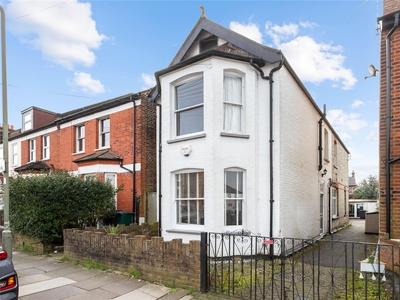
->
<box><xmin>8</xmin><ymin>218</ymin><xmax>376</xmax><ymax>300</ymax></box>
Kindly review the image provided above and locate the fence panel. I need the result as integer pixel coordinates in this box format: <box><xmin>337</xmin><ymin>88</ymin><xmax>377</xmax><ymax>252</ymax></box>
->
<box><xmin>202</xmin><ymin>231</ymin><xmax>400</xmax><ymax>299</ymax></box>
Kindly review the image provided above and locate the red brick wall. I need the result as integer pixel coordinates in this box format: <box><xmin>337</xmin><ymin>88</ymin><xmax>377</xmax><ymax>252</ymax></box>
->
<box><xmin>32</xmin><ymin>108</ymin><xmax>56</xmax><ymax>129</ymax></box>
<box><xmin>379</xmin><ymin>1</ymin><xmax>400</xmax><ymax>240</ymax></box>
<box><xmin>384</xmin><ymin>0</ymin><xmax>400</xmax><ymax>15</ymax></box>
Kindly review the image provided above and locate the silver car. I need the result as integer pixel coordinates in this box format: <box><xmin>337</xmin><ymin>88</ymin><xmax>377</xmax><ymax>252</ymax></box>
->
<box><xmin>0</xmin><ymin>248</ymin><xmax>18</xmax><ymax>300</ymax></box>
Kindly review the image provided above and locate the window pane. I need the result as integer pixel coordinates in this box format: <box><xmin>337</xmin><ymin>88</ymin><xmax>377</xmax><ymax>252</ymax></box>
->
<box><xmin>180</xmin><ymin>174</ymin><xmax>188</xmax><ymax>198</ymax></box>
<box><xmin>176</xmin><ymin>78</ymin><xmax>203</xmax><ymax>110</ymax></box>
<box><xmin>189</xmin><ymin>200</ymin><xmax>197</xmax><ymax>224</ymax></box>
<box><xmin>189</xmin><ymin>173</ymin><xmax>197</xmax><ymax>198</ymax></box>
<box><xmin>198</xmin><ymin>172</ymin><xmax>204</xmax><ymax>198</ymax></box>
<box><xmin>226</xmin><ymin>200</ymin><xmax>237</xmax><ymax>226</ymax></box>
<box><xmin>179</xmin><ymin>200</ymin><xmax>188</xmax><ymax>223</ymax></box>
<box><xmin>198</xmin><ymin>200</ymin><xmax>204</xmax><ymax>225</ymax></box>
<box><xmin>177</xmin><ymin>106</ymin><xmax>204</xmax><ymax>136</ymax></box>
<box><xmin>225</xmin><ymin>171</ymin><xmax>237</xmax><ymax>197</ymax></box>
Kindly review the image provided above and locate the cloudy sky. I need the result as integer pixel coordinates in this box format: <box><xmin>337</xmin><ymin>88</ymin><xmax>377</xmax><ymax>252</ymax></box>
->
<box><xmin>0</xmin><ymin>0</ymin><xmax>381</xmax><ymax>182</ymax></box>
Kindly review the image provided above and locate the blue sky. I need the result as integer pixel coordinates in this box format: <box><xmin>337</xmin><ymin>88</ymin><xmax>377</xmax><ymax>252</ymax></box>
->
<box><xmin>0</xmin><ymin>0</ymin><xmax>381</xmax><ymax>182</ymax></box>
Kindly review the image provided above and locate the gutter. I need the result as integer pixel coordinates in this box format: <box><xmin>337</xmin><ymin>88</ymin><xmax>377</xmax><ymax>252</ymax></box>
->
<box><xmin>250</xmin><ymin>56</ymin><xmax>284</xmax><ymax>242</ymax></box>
<box><xmin>385</xmin><ymin>12</ymin><xmax>400</xmax><ymax>237</ymax></box>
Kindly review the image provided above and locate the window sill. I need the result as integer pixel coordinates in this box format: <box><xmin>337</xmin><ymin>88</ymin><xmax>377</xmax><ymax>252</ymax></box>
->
<box><xmin>72</xmin><ymin>151</ymin><xmax>85</xmax><ymax>156</ymax></box>
<box><xmin>332</xmin><ymin>216</ymin><xmax>340</xmax><ymax>220</ymax></box>
<box><xmin>166</xmin><ymin>229</ymin><xmax>202</xmax><ymax>235</ymax></box>
<box><xmin>220</xmin><ymin>132</ymin><xmax>250</xmax><ymax>139</ymax></box>
<box><xmin>167</xmin><ymin>133</ymin><xmax>206</xmax><ymax>144</ymax></box>
<box><xmin>95</xmin><ymin>146</ymin><xmax>111</xmax><ymax>151</ymax></box>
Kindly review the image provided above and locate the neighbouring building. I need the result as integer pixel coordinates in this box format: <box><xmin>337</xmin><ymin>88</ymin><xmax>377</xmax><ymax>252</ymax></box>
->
<box><xmin>348</xmin><ymin>170</ymin><xmax>358</xmax><ymax>199</ymax></box>
<box><xmin>1</xmin><ymin>92</ymin><xmax>157</xmax><ymax>224</ymax></box>
<box><xmin>379</xmin><ymin>1</ymin><xmax>400</xmax><ymax>243</ymax></box>
<box><xmin>150</xmin><ymin>14</ymin><xmax>350</xmax><ymax>243</ymax></box>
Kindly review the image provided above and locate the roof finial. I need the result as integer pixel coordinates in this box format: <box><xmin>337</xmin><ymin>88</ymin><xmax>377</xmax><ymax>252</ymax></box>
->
<box><xmin>200</xmin><ymin>6</ymin><xmax>206</xmax><ymax>18</ymax></box>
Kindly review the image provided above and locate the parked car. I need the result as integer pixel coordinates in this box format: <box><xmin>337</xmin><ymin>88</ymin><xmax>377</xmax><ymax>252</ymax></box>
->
<box><xmin>0</xmin><ymin>248</ymin><xmax>18</xmax><ymax>300</ymax></box>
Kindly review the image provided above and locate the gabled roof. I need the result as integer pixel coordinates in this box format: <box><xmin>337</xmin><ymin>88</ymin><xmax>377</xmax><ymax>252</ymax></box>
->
<box><xmin>170</xmin><ymin>17</ymin><xmax>281</xmax><ymax>66</ymax></box>
<box><xmin>14</xmin><ymin>161</ymin><xmax>52</xmax><ymax>172</ymax></box>
<box><xmin>73</xmin><ymin>150</ymin><xmax>122</xmax><ymax>163</ymax></box>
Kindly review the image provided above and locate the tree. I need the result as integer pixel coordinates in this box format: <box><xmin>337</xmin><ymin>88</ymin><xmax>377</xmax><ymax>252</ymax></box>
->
<box><xmin>353</xmin><ymin>175</ymin><xmax>379</xmax><ymax>200</ymax></box>
<box><xmin>9</xmin><ymin>170</ymin><xmax>116</xmax><ymax>244</ymax></box>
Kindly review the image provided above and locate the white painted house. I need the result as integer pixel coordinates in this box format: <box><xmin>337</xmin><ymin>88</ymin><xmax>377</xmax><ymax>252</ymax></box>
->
<box><xmin>150</xmin><ymin>16</ymin><xmax>349</xmax><ymax>243</ymax></box>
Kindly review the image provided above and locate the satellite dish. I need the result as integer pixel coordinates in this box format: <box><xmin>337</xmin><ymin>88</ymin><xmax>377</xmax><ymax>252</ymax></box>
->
<box><xmin>365</xmin><ymin>65</ymin><xmax>379</xmax><ymax>79</ymax></box>
<box><xmin>368</xmin><ymin>65</ymin><xmax>378</xmax><ymax>76</ymax></box>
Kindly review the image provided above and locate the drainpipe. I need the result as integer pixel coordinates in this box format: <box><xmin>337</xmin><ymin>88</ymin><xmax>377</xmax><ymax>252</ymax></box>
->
<box><xmin>118</xmin><ymin>95</ymin><xmax>137</xmax><ymax>224</ymax></box>
<box><xmin>155</xmin><ymin>102</ymin><xmax>162</xmax><ymax>236</ymax></box>
<box><xmin>250</xmin><ymin>56</ymin><xmax>284</xmax><ymax>241</ymax></box>
<box><xmin>318</xmin><ymin>105</ymin><xmax>327</xmax><ymax>172</ymax></box>
<box><xmin>385</xmin><ymin>13</ymin><xmax>399</xmax><ymax>238</ymax></box>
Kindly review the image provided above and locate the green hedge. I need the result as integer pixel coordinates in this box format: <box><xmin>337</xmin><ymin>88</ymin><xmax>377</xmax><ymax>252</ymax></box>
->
<box><xmin>9</xmin><ymin>170</ymin><xmax>116</xmax><ymax>244</ymax></box>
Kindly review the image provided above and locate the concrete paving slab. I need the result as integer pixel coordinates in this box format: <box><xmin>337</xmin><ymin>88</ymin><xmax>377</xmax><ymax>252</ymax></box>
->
<box><xmin>17</xmin><ymin>267</ymin><xmax>47</xmax><ymax>277</ymax></box>
<box><xmin>18</xmin><ymin>273</ymin><xmax>52</xmax><ymax>286</ymax></box>
<box><xmin>63</xmin><ymin>288</ymin><xmax>119</xmax><ymax>300</ymax></box>
<box><xmin>159</xmin><ymin>288</ymin><xmax>191</xmax><ymax>300</ymax></box>
<box><xmin>73</xmin><ymin>272</ymin><xmax>122</xmax><ymax>291</ymax></box>
<box><xmin>20</xmin><ymin>284</ymin><xmax>85</xmax><ymax>300</ymax></box>
<box><xmin>113</xmin><ymin>289</ymin><xmax>157</xmax><ymax>300</ymax></box>
<box><xmin>138</xmin><ymin>283</ymin><xmax>171</xmax><ymax>298</ymax></box>
<box><xmin>19</xmin><ymin>277</ymin><xmax>76</xmax><ymax>297</ymax></box>
<box><xmin>64</xmin><ymin>267</ymin><xmax>105</xmax><ymax>281</ymax></box>
<box><xmin>101</xmin><ymin>277</ymin><xmax>147</xmax><ymax>295</ymax></box>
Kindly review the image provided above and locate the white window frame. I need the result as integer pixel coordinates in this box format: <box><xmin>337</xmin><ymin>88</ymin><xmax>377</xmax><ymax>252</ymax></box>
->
<box><xmin>332</xmin><ymin>188</ymin><xmax>338</xmax><ymax>218</ymax></box>
<box><xmin>23</xmin><ymin>112</ymin><xmax>32</xmax><ymax>132</ymax></box>
<box><xmin>99</xmin><ymin>118</ymin><xmax>110</xmax><ymax>148</ymax></box>
<box><xmin>223</xmin><ymin>72</ymin><xmax>244</xmax><ymax>133</ymax></box>
<box><xmin>42</xmin><ymin>135</ymin><xmax>50</xmax><ymax>160</ymax></box>
<box><xmin>175</xmin><ymin>171</ymin><xmax>204</xmax><ymax>225</ymax></box>
<box><xmin>174</xmin><ymin>76</ymin><xmax>204</xmax><ymax>137</ymax></box>
<box><xmin>105</xmin><ymin>173</ymin><xmax>117</xmax><ymax>208</ymax></box>
<box><xmin>76</xmin><ymin>125</ymin><xmax>85</xmax><ymax>153</ymax></box>
<box><xmin>224</xmin><ymin>169</ymin><xmax>244</xmax><ymax>226</ymax></box>
<box><xmin>11</xmin><ymin>143</ymin><xmax>17</xmax><ymax>166</ymax></box>
<box><xmin>29</xmin><ymin>139</ymin><xmax>36</xmax><ymax>162</ymax></box>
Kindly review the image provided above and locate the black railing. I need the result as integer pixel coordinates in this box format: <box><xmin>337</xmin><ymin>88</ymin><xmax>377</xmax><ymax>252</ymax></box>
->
<box><xmin>200</xmin><ymin>231</ymin><xmax>400</xmax><ymax>299</ymax></box>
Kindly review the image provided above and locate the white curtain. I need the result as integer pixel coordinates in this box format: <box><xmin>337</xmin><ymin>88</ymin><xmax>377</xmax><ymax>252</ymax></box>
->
<box><xmin>224</xmin><ymin>76</ymin><xmax>242</xmax><ymax>131</ymax></box>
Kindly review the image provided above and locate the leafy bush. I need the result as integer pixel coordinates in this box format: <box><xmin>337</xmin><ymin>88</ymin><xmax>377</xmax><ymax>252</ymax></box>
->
<box><xmin>9</xmin><ymin>170</ymin><xmax>116</xmax><ymax>244</ymax></box>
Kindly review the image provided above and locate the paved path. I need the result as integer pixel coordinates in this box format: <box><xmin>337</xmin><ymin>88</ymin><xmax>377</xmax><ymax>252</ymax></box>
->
<box><xmin>10</xmin><ymin>218</ymin><xmax>376</xmax><ymax>299</ymax></box>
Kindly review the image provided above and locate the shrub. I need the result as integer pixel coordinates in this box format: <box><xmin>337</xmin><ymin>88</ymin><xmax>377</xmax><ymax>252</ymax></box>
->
<box><xmin>9</xmin><ymin>170</ymin><xmax>116</xmax><ymax>244</ymax></box>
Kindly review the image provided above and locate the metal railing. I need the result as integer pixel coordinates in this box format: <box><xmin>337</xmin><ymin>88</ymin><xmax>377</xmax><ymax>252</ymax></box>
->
<box><xmin>200</xmin><ymin>231</ymin><xmax>400</xmax><ymax>299</ymax></box>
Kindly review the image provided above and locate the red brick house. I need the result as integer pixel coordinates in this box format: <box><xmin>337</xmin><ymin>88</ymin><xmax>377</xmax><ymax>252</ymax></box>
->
<box><xmin>378</xmin><ymin>0</ymin><xmax>400</xmax><ymax>270</ymax></box>
<box><xmin>4</xmin><ymin>91</ymin><xmax>156</xmax><ymax>224</ymax></box>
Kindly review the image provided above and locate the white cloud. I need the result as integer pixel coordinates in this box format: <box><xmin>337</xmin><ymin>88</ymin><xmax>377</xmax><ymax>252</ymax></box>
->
<box><xmin>278</xmin><ymin>36</ymin><xmax>356</xmax><ymax>90</ymax></box>
<box><xmin>326</xmin><ymin>109</ymin><xmax>368</xmax><ymax>140</ymax></box>
<box><xmin>229</xmin><ymin>21</ymin><xmax>263</xmax><ymax>44</ymax></box>
<box><xmin>265</xmin><ymin>22</ymin><xmax>357</xmax><ymax>90</ymax></box>
<box><xmin>366</xmin><ymin>121</ymin><xmax>378</xmax><ymax>141</ymax></box>
<box><xmin>72</xmin><ymin>72</ymin><xmax>105</xmax><ymax>94</ymax></box>
<box><xmin>7</xmin><ymin>0</ymin><xmax>107</xmax><ymax>69</ymax></box>
<box><xmin>141</xmin><ymin>73</ymin><xmax>156</xmax><ymax>89</ymax></box>
<box><xmin>265</xmin><ymin>21</ymin><xmax>298</xmax><ymax>45</ymax></box>
<box><xmin>351</xmin><ymin>100</ymin><xmax>364</xmax><ymax>108</ymax></box>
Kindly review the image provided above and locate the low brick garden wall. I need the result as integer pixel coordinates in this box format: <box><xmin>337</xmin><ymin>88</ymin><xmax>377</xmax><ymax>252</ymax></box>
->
<box><xmin>64</xmin><ymin>224</ymin><xmax>201</xmax><ymax>290</ymax></box>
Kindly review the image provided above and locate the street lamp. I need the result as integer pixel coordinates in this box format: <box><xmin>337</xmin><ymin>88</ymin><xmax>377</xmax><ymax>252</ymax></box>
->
<box><xmin>0</xmin><ymin>5</ymin><xmax>12</xmax><ymax>258</ymax></box>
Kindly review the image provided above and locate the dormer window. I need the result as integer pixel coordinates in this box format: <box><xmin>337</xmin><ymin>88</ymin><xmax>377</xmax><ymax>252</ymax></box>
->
<box><xmin>23</xmin><ymin>111</ymin><xmax>32</xmax><ymax>132</ymax></box>
<box><xmin>200</xmin><ymin>36</ymin><xmax>218</xmax><ymax>53</ymax></box>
